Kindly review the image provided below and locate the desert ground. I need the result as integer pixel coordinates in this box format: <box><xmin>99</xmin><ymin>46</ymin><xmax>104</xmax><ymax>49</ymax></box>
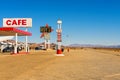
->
<box><xmin>0</xmin><ymin>48</ymin><xmax>120</xmax><ymax>80</ymax></box>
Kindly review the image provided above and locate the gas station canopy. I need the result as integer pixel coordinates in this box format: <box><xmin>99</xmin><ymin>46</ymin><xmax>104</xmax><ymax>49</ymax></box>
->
<box><xmin>0</xmin><ymin>27</ymin><xmax>32</xmax><ymax>36</ymax></box>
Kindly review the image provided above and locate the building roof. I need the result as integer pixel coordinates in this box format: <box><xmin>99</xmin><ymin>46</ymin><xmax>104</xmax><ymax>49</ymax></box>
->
<box><xmin>0</xmin><ymin>27</ymin><xmax>32</xmax><ymax>36</ymax></box>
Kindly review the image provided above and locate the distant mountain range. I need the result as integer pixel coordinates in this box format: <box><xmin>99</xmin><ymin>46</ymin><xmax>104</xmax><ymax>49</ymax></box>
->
<box><xmin>68</xmin><ymin>44</ymin><xmax>120</xmax><ymax>48</ymax></box>
<box><xmin>1</xmin><ymin>39</ymin><xmax>120</xmax><ymax>48</ymax></box>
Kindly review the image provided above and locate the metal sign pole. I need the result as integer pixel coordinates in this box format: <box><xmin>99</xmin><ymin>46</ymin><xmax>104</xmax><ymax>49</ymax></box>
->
<box><xmin>48</xmin><ymin>39</ymin><xmax>50</xmax><ymax>49</ymax></box>
<box><xmin>44</xmin><ymin>39</ymin><xmax>46</xmax><ymax>49</ymax></box>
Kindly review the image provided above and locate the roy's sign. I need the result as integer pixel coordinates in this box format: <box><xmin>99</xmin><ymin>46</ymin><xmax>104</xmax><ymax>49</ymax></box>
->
<box><xmin>3</xmin><ymin>18</ymin><xmax>32</xmax><ymax>27</ymax></box>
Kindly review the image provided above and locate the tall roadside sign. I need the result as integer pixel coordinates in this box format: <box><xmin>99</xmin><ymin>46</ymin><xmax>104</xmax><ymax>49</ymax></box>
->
<box><xmin>40</xmin><ymin>24</ymin><xmax>53</xmax><ymax>49</ymax></box>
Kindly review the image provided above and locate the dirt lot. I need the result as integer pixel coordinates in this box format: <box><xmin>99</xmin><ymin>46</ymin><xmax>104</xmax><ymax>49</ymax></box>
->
<box><xmin>0</xmin><ymin>49</ymin><xmax>120</xmax><ymax>80</ymax></box>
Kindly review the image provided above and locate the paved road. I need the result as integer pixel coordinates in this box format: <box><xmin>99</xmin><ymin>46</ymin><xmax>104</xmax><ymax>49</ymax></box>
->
<box><xmin>0</xmin><ymin>49</ymin><xmax>120</xmax><ymax>80</ymax></box>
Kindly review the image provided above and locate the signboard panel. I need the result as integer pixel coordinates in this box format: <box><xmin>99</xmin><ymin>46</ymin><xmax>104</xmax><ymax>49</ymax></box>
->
<box><xmin>44</xmin><ymin>33</ymin><xmax>50</xmax><ymax>40</ymax></box>
<box><xmin>40</xmin><ymin>26</ymin><xmax>51</xmax><ymax>33</ymax></box>
<box><xmin>3</xmin><ymin>18</ymin><xmax>32</xmax><ymax>27</ymax></box>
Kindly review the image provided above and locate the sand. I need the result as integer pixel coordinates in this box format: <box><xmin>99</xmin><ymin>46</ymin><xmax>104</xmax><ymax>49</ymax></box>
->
<box><xmin>0</xmin><ymin>49</ymin><xmax>120</xmax><ymax>80</ymax></box>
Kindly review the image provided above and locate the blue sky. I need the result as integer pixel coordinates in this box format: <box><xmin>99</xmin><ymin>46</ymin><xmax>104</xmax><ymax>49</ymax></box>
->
<box><xmin>0</xmin><ymin>0</ymin><xmax>120</xmax><ymax>45</ymax></box>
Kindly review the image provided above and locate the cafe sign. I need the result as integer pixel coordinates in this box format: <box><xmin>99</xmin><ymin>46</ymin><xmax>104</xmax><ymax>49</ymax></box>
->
<box><xmin>3</xmin><ymin>18</ymin><xmax>32</xmax><ymax>27</ymax></box>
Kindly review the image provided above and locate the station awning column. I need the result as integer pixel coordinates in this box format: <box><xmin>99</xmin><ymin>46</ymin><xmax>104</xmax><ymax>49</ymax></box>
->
<box><xmin>14</xmin><ymin>33</ymin><xmax>18</xmax><ymax>54</ymax></box>
<box><xmin>25</xmin><ymin>28</ymin><xmax>28</xmax><ymax>53</ymax></box>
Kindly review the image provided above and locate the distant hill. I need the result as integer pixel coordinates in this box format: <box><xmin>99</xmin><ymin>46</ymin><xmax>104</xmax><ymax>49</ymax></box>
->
<box><xmin>69</xmin><ymin>44</ymin><xmax>120</xmax><ymax>48</ymax></box>
<box><xmin>1</xmin><ymin>39</ymin><xmax>120</xmax><ymax>49</ymax></box>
